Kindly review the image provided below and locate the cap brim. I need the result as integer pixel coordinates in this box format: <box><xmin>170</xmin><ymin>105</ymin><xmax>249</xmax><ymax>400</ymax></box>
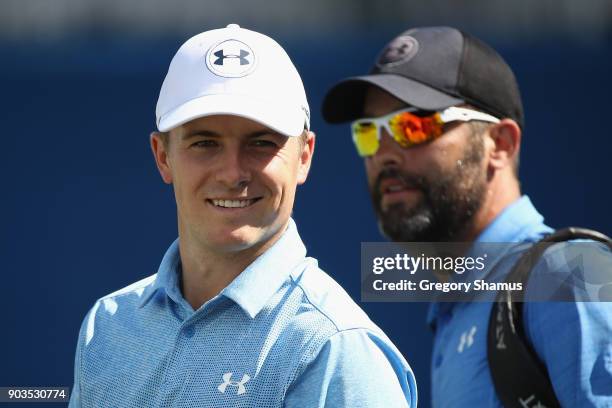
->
<box><xmin>322</xmin><ymin>74</ymin><xmax>464</xmax><ymax>123</ymax></box>
<box><xmin>157</xmin><ymin>93</ymin><xmax>307</xmax><ymax>137</ymax></box>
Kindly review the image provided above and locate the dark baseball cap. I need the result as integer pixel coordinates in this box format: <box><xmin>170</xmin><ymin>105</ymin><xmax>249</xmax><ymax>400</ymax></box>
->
<box><xmin>322</xmin><ymin>26</ymin><xmax>524</xmax><ymax>128</ymax></box>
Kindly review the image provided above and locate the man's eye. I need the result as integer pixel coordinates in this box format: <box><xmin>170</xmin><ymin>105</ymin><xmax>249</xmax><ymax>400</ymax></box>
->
<box><xmin>192</xmin><ymin>140</ymin><xmax>218</xmax><ymax>148</ymax></box>
<box><xmin>251</xmin><ymin>140</ymin><xmax>278</xmax><ymax>148</ymax></box>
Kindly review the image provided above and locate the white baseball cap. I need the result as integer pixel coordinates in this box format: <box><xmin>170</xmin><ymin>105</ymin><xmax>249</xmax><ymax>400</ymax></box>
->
<box><xmin>155</xmin><ymin>24</ymin><xmax>310</xmax><ymax>137</ymax></box>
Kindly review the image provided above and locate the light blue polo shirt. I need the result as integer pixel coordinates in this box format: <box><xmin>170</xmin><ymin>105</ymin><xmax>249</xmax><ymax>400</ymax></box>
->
<box><xmin>427</xmin><ymin>196</ymin><xmax>612</xmax><ymax>407</ymax></box>
<box><xmin>69</xmin><ymin>219</ymin><xmax>417</xmax><ymax>407</ymax></box>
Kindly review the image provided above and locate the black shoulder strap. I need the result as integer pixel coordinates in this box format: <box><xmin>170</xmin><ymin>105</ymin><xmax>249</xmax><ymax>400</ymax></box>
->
<box><xmin>487</xmin><ymin>227</ymin><xmax>612</xmax><ymax>408</ymax></box>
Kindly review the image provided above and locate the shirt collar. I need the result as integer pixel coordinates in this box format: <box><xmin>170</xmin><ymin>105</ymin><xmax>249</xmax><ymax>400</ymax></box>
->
<box><xmin>139</xmin><ymin>238</ymin><xmax>183</xmax><ymax>308</ymax></box>
<box><xmin>221</xmin><ymin>218</ymin><xmax>307</xmax><ymax>318</ymax></box>
<box><xmin>426</xmin><ymin>195</ymin><xmax>552</xmax><ymax>328</ymax></box>
<box><xmin>475</xmin><ymin>195</ymin><xmax>550</xmax><ymax>243</ymax></box>
<box><xmin>139</xmin><ymin>218</ymin><xmax>307</xmax><ymax>318</ymax></box>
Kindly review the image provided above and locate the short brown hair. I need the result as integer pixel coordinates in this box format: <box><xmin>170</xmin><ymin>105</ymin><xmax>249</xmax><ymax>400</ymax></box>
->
<box><xmin>157</xmin><ymin>131</ymin><xmax>170</xmax><ymax>149</ymax></box>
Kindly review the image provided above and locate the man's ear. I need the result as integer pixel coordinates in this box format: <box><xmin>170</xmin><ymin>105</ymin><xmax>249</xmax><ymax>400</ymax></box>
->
<box><xmin>487</xmin><ymin>119</ymin><xmax>521</xmax><ymax>171</ymax></box>
<box><xmin>297</xmin><ymin>131</ymin><xmax>316</xmax><ymax>185</ymax></box>
<box><xmin>150</xmin><ymin>132</ymin><xmax>173</xmax><ymax>184</ymax></box>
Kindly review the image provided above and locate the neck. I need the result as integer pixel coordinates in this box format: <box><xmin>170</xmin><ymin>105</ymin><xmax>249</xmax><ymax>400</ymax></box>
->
<box><xmin>177</xmin><ymin>221</ymin><xmax>288</xmax><ymax>310</ymax></box>
<box><xmin>434</xmin><ymin>174</ymin><xmax>520</xmax><ymax>283</ymax></box>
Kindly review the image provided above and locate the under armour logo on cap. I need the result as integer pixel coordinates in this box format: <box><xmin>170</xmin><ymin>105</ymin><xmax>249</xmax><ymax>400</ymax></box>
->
<box><xmin>214</xmin><ymin>49</ymin><xmax>250</xmax><ymax>66</ymax></box>
<box><xmin>377</xmin><ymin>35</ymin><xmax>419</xmax><ymax>67</ymax></box>
<box><xmin>206</xmin><ymin>39</ymin><xmax>256</xmax><ymax>77</ymax></box>
<box><xmin>217</xmin><ymin>372</ymin><xmax>251</xmax><ymax>395</ymax></box>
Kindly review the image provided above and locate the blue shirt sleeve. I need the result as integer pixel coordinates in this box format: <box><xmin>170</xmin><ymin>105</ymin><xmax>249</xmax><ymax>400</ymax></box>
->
<box><xmin>524</xmin><ymin>242</ymin><xmax>612</xmax><ymax>407</ymax></box>
<box><xmin>284</xmin><ymin>329</ymin><xmax>417</xmax><ymax>407</ymax></box>
<box><xmin>68</xmin><ymin>307</ymin><xmax>93</xmax><ymax>408</ymax></box>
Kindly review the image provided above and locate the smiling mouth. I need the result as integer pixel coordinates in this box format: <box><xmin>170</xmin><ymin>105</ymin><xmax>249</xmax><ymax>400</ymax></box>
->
<box><xmin>208</xmin><ymin>198</ymin><xmax>261</xmax><ymax>209</ymax></box>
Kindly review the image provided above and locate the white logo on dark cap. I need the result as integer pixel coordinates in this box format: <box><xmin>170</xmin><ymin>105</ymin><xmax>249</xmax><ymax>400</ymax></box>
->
<box><xmin>206</xmin><ymin>39</ymin><xmax>256</xmax><ymax>78</ymax></box>
<box><xmin>376</xmin><ymin>35</ymin><xmax>419</xmax><ymax>67</ymax></box>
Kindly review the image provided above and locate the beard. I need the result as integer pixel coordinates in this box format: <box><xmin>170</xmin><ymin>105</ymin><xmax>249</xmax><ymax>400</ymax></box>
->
<box><xmin>370</xmin><ymin>137</ymin><xmax>487</xmax><ymax>242</ymax></box>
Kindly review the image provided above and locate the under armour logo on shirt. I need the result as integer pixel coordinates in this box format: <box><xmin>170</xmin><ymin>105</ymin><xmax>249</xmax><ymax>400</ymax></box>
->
<box><xmin>218</xmin><ymin>372</ymin><xmax>251</xmax><ymax>395</ymax></box>
<box><xmin>519</xmin><ymin>394</ymin><xmax>547</xmax><ymax>408</ymax></box>
<box><xmin>214</xmin><ymin>49</ymin><xmax>250</xmax><ymax>66</ymax></box>
<box><xmin>457</xmin><ymin>326</ymin><xmax>477</xmax><ymax>353</ymax></box>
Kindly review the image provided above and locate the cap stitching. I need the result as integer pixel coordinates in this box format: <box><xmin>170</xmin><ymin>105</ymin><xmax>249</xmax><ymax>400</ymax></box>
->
<box><xmin>456</xmin><ymin>30</ymin><xmax>469</xmax><ymax>100</ymax></box>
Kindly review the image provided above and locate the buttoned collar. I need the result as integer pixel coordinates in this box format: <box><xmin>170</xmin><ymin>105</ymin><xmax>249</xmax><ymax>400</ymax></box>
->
<box><xmin>139</xmin><ymin>218</ymin><xmax>307</xmax><ymax>318</ymax></box>
<box><xmin>426</xmin><ymin>195</ymin><xmax>552</xmax><ymax>328</ymax></box>
<box><xmin>138</xmin><ymin>238</ymin><xmax>183</xmax><ymax>309</ymax></box>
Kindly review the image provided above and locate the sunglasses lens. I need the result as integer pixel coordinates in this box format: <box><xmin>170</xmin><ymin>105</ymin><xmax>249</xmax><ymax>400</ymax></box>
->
<box><xmin>351</xmin><ymin>111</ymin><xmax>444</xmax><ymax>157</ymax></box>
<box><xmin>389</xmin><ymin>112</ymin><xmax>443</xmax><ymax>147</ymax></box>
<box><xmin>352</xmin><ymin>122</ymin><xmax>379</xmax><ymax>157</ymax></box>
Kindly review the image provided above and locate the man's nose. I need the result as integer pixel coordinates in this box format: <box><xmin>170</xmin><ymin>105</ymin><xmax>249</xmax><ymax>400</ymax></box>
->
<box><xmin>371</xmin><ymin>127</ymin><xmax>404</xmax><ymax>168</ymax></box>
<box><xmin>215</xmin><ymin>148</ymin><xmax>251</xmax><ymax>189</ymax></box>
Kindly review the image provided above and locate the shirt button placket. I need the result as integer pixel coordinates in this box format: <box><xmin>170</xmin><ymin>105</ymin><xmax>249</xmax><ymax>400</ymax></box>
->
<box><xmin>161</xmin><ymin>320</ymin><xmax>193</xmax><ymax>383</ymax></box>
<box><xmin>183</xmin><ymin>325</ymin><xmax>195</xmax><ymax>338</ymax></box>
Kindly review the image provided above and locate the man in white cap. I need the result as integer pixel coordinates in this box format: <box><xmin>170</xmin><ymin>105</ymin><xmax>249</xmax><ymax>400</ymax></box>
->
<box><xmin>68</xmin><ymin>25</ymin><xmax>417</xmax><ymax>407</ymax></box>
